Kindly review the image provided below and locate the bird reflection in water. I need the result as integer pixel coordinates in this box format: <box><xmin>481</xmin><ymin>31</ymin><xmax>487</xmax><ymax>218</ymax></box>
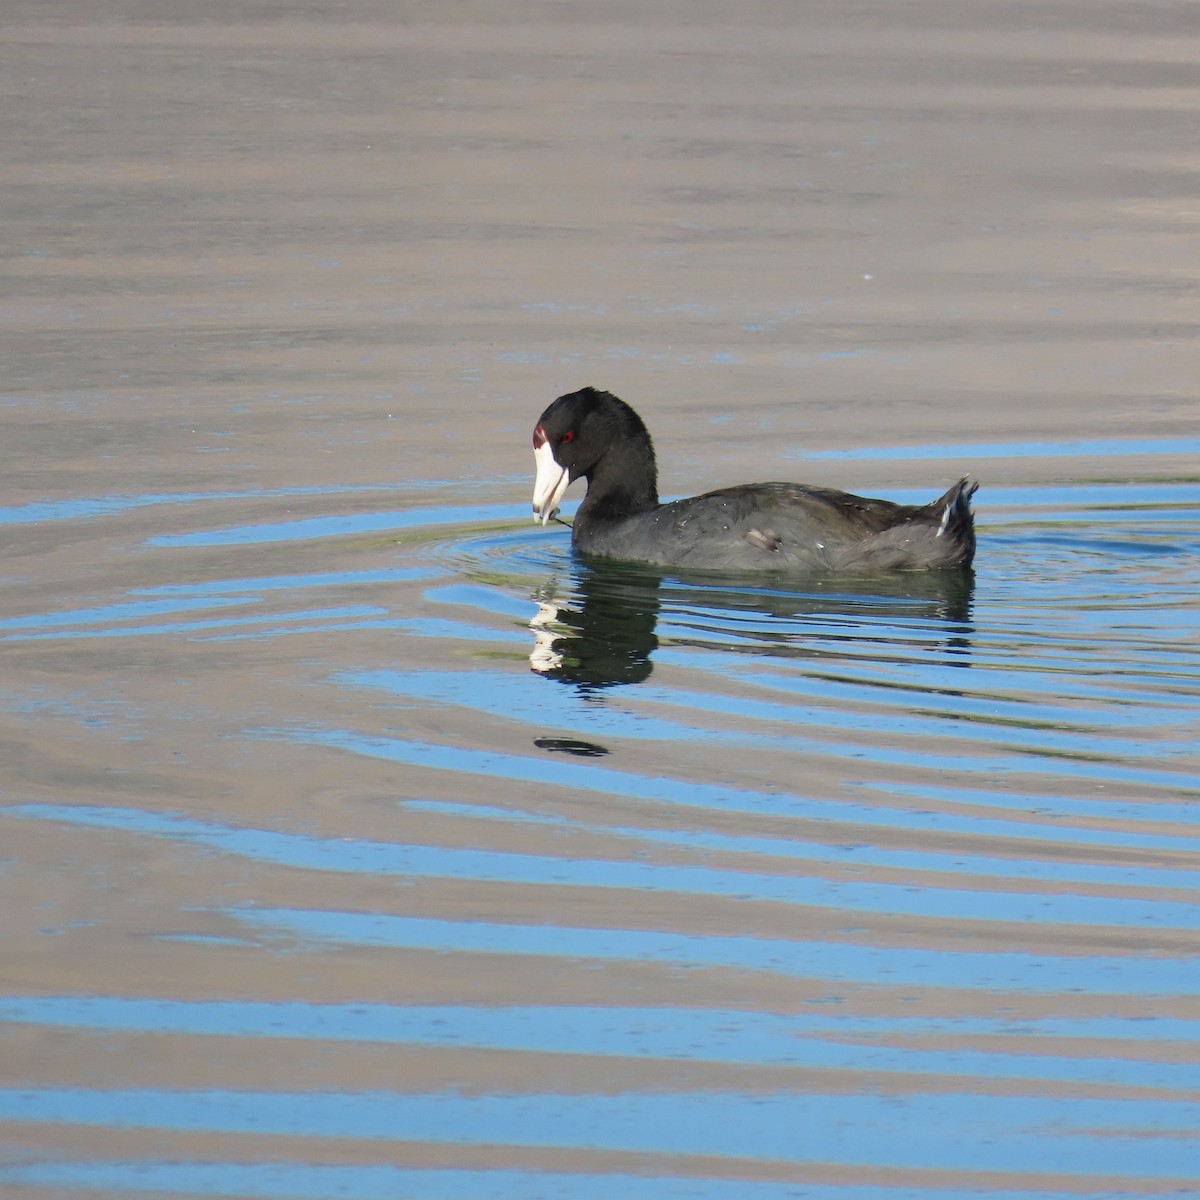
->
<box><xmin>529</xmin><ymin>560</ymin><xmax>975</xmax><ymax>694</ymax></box>
<box><xmin>530</xmin><ymin>562</ymin><xmax>662</xmax><ymax>691</ymax></box>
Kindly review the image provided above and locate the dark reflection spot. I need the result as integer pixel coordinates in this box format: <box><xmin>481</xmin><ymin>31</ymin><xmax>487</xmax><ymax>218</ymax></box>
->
<box><xmin>533</xmin><ymin>736</ymin><xmax>610</xmax><ymax>757</ymax></box>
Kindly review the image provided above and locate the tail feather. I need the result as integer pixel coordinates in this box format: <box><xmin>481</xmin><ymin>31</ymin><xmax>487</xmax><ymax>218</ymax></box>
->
<box><xmin>931</xmin><ymin>476</ymin><xmax>978</xmax><ymax>565</ymax></box>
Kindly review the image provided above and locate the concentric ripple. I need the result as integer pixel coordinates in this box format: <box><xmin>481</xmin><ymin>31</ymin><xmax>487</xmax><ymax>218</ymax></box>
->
<box><xmin>1</xmin><ymin>481</ymin><xmax>1198</xmax><ymax>1198</ymax></box>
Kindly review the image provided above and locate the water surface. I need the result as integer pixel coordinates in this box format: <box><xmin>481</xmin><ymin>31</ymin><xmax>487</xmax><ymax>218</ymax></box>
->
<box><xmin>2</xmin><ymin>2</ymin><xmax>1197</xmax><ymax>1197</ymax></box>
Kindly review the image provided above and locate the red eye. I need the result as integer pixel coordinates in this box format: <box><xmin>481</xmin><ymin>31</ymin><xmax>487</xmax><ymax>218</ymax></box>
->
<box><xmin>561</xmin><ymin>431</ymin><xmax>575</xmax><ymax>444</ymax></box>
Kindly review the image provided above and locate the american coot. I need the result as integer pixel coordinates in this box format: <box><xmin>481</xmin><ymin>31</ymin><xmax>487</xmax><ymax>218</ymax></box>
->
<box><xmin>532</xmin><ymin>387</ymin><xmax>978</xmax><ymax>573</ymax></box>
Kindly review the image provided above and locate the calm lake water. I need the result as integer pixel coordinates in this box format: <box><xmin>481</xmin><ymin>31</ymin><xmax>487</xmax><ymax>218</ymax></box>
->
<box><xmin>2</xmin><ymin>2</ymin><xmax>1197</xmax><ymax>1198</ymax></box>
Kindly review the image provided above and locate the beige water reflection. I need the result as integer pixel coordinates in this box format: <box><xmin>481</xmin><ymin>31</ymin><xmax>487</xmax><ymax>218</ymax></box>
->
<box><xmin>2</xmin><ymin>1</ymin><xmax>1198</xmax><ymax>1196</ymax></box>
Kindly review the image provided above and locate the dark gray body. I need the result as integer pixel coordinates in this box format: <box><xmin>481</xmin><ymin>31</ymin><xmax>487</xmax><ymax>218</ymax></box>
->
<box><xmin>572</xmin><ymin>478</ymin><xmax>977</xmax><ymax>574</ymax></box>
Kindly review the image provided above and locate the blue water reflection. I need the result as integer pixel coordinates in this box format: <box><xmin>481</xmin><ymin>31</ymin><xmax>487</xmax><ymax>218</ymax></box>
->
<box><xmin>0</xmin><ymin>1088</ymin><xmax>1195</xmax><ymax>1177</ymax></box>
<box><xmin>234</xmin><ymin>908</ymin><xmax>1200</xmax><ymax>997</ymax></box>
<box><xmin>3</xmin><ymin>996</ymin><xmax>1195</xmax><ymax>1089</ymax></box>
<box><xmin>9</xmin><ymin>803</ymin><xmax>1198</xmax><ymax>929</ymax></box>
<box><xmin>0</xmin><ymin>1163</ymin><xmax>1183</xmax><ymax>1200</ymax></box>
<box><xmin>796</xmin><ymin>437</ymin><xmax>1200</xmax><ymax>461</ymax></box>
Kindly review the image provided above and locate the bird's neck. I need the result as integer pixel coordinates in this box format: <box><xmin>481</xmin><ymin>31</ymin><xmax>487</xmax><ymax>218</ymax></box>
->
<box><xmin>579</xmin><ymin>441</ymin><xmax>659</xmax><ymax>523</ymax></box>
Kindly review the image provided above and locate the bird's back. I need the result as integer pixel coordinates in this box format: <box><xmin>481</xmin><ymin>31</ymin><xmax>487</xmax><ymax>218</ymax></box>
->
<box><xmin>572</xmin><ymin>479</ymin><xmax>977</xmax><ymax>573</ymax></box>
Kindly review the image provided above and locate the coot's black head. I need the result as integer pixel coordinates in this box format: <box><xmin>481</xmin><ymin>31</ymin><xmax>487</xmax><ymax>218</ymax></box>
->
<box><xmin>531</xmin><ymin>387</ymin><xmax>658</xmax><ymax>524</ymax></box>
